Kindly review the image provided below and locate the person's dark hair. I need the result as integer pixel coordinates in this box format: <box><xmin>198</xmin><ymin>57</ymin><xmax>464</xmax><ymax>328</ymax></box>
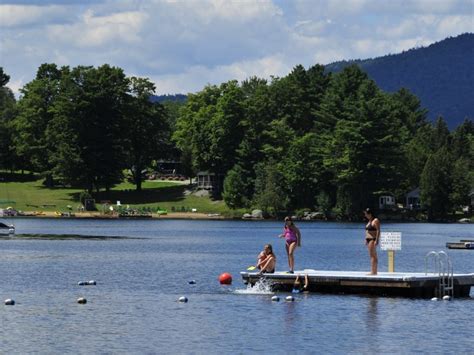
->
<box><xmin>284</xmin><ymin>216</ymin><xmax>294</xmax><ymax>226</ymax></box>
<box><xmin>264</xmin><ymin>244</ymin><xmax>273</xmax><ymax>255</ymax></box>
<box><xmin>364</xmin><ymin>208</ymin><xmax>375</xmax><ymax>217</ymax></box>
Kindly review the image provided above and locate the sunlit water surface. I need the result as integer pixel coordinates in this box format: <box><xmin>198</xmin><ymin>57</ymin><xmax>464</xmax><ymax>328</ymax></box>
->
<box><xmin>1</xmin><ymin>219</ymin><xmax>473</xmax><ymax>353</ymax></box>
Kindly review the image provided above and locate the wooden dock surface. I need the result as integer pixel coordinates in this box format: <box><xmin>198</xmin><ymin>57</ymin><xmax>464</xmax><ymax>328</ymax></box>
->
<box><xmin>241</xmin><ymin>269</ymin><xmax>474</xmax><ymax>298</ymax></box>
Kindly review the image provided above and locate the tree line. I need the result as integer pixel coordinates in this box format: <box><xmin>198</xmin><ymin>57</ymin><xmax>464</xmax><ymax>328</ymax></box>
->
<box><xmin>0</xmin><ymin>64</ymin><xmax>170</xmax><ymax>192</ymax></box>
<box><xmin>1</xmin><ymin>64</ymin><xmax>472</xmax><ymax>220</ymax></box>
<box><xmin>173</xmin><ymin>64</ymin><xmax>472</xmax><ymax>220</ymax></box>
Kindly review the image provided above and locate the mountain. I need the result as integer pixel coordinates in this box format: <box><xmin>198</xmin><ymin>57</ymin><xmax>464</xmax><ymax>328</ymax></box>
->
<box><xmin>150</xmin><ymin>94</ymin><xmax>187</xmax><ymax>104</ymax></box>
<box><xmin>325</xmin><ymin>33</ymin><xmax>474</xmax><ymax>129</ymax></box>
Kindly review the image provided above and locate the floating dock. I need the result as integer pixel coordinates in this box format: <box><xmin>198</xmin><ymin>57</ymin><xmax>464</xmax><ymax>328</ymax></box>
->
<box><xmin>446</xmin><ymin>240</ymin><xmax>474</xmax><ymax>250</ymax></box>
<box><xmin>240</xmin><ymin>270</ymin><xmax>474</xmax><ymax>298</ymax></box>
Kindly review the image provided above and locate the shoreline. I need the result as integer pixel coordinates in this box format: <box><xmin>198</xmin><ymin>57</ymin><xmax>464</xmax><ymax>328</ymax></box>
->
<box><xmin>6</xmin><ymin>211</ymin><xmax>226</xmax><ymax>220</ymax></box>
<box><xmin>2</xmin><ymin>211</ymin><xmax>472</xmax><ymax>223</ymax></box>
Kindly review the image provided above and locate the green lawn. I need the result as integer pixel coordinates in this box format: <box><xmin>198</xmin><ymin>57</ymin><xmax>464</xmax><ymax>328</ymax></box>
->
<box><xmin>0</xmin><ymin>179</ymin><xmax>241</xmax><ymax>215</ymax></box>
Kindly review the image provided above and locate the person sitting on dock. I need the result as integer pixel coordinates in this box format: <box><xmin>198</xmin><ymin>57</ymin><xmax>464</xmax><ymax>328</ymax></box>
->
<box><xmin>279</xmin><ymin>216</ymin><xmax>301</xmax><ymax>274</ymax></box>
<box><xmin>364</xmin><ymin>208</ymin><xmax>381</xmax><ymax>275</ymax></box>
<box><xmin>257</xmin><ymin>244</ymin><xmax>276</xmax><ymax>274</ymax></box>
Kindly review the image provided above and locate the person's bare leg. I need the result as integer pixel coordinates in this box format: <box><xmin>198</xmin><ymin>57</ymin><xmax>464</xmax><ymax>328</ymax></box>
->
<box><xmin>368</xmin><ymin>241</ymin><xmax>377</xmax><ymax>275</ymax></box>
<box><xmin>288</xmin><ymin>242</ymin><xmax>297</xmax><ymax>272</ymax></box>
<box><xmin>285</xmin><ymin>243</ymin><xmax>291</xmax><ymax>270</ymax></box>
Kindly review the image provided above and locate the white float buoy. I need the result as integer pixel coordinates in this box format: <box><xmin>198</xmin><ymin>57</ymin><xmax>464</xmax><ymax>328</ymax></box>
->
<box><xmin>4</xmin><ymin>299</ymin><xmax>15</xmax><ymax>305</ymax></box>
<box><xmin>442</xmin><ymin>295</ymin><xmax>451</xmax><ymax>301</ymax></box>
<box><xmin>188</xmin><ymin>280</ymin><xmax>196</xmax><ymax>285</ymax></box>
<box><xmin>77</xmin><ymin>297</ymin><xmax>87</xmax><ymax>304</ymax></box>
<box><xmin>285</xmin><ymin>295</ymin><xmax>295</xmax><ymax>302</ymax></box>
<box><xmin>431</xmin><ymin>297</ymin><xmax>438</xmax><ymax>301</ymax></box>
<box><xmin>178</xmin><ymin>296</ymin><xmax>188</xmax><ymax>303</ymax></box>
<box><xmin>271</xmin><ymin>295</ymin><xmax>280</xmax><ymax>302</ymax></box>
<box><xmin>87</xmin><ymin>280</ymin><xmax>96</xmax><ymax>285</ymax></box>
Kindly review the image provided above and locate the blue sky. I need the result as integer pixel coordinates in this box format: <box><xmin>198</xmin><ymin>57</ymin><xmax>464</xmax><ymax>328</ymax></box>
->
<box><xmin>1</xmin><ymin>0</ymin><xmax>472</xmax><ymax>95</ymax></box>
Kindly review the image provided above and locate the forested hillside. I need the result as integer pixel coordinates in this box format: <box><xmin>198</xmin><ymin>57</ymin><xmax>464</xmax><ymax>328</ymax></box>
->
<box><xmin>325</xmin><ymin>33</ymin><xmax>474</xmax><ymax>129</ymax></box>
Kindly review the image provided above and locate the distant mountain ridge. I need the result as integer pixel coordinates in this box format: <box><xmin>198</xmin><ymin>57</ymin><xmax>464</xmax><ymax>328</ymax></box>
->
<box><xmin>325</xmin><ymin>33</ymin><xmax>474</xmax><ymax>129</ymax></box>
<box><xmin>150</xmin><ymin>94</ymin><xmax>187</xmax><ymax>104</ymax></box>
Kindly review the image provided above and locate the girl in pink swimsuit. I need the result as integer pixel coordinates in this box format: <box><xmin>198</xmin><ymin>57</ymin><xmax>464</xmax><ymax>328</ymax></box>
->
<box><xmin>279</xmin><ymin>216</ymin><xmax>301</xmax><ymax>273</ymax></box>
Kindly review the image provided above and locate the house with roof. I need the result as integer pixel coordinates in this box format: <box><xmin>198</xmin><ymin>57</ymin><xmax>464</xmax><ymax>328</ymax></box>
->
<box><xmin>378</xmin><ymin>194</ymin><xmax>396</xmax><ymax>210</ymax></box>
<box><xmin>196</xmin><ymin>171</ymin><xmax>224</xmax><ymax>191</ymax></box>
<box><xmin>405</xmin><ymin>187</ymin><xmax>421</xmax><ymax>210</ymax></box>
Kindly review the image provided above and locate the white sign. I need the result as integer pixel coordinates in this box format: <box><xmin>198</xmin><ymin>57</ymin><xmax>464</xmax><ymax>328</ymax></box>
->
<box><xmin>380</xmin><ymin>232</ymin><xmax>402</xmax><ymax>251</ymax></box>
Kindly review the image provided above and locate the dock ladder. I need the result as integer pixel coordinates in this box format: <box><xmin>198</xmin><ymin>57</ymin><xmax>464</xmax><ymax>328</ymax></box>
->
<box><xmin>425</xmin><ymin>251</ymin><xmax>454</xmax><ymax>299</ymax></box>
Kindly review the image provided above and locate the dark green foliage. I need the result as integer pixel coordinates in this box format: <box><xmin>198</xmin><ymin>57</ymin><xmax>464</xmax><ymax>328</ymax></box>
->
<box><xmin>223</xmin><ymin>165</ymin><xmax>249</xmax><ymax>208</ymax></box>
<box><xmin>420</xmin><ymin>147</ymin><xmax>453</xmax><ymax>220</ymax></box>
<box><xmin>280</xmin><ymin>133</ymin><xmax>322</xmax><ymax>209</ymax></box>
<box><xmin>0</xmin><ymin>68</ymin><xmax>10</xmax><ymax>87</ymax></box>
<box><xmin>48</xmin><ymin>65</ymin><xmax>129</xmax><ymax>192</ymax></box>
<box><xmin>0</xmin><ymin>68</ymin><xmax>17</xmax><ymax>171</ymax></box>
<box><xmin>11</xmin><ymin>64</ymin><xmax>172</xmax><ymax>193</ymax></box>
<box><xmin>270</xmin><ymin>64</ymin><xmax>329</xmax><ymax>134</ymax></box>
<box><xmin>173</xmin><ymin>85</ymin><xmax>221</xmax><ymax>174</ymax></box>
<box><xmin>173</xmin><ymin>62</ymin><xmax>472</xmax><ymax>218</ymax></box>
<box><xmin>449</xmin><ymin>120</ymin><xmax>474</xmax><ymax>210</ymax></box>
<box><xmin>125</xmin><ymin>77</ymin><xmax>169</xmax><ymax>191</ymax></box>
<box><xmin>173</xmin><ymin>81</ymin><xmax>245</xmax><ymax>194</ymax></box>
<box><xmin>13</xmin><ymin>64</ymin><xmax>65</xmax><ymax>178</ymax></box>
<box><xmin>318</xmin><ymin>66</ymin><xmax>408</xmax><ymax>216</ymax></box>
<box><xmin>252</xmin><ymin>162</ymin><xmax>289</xmax><ymax>215</ymax></box>
<box><xmin>450</xmin><ymin>157</ymin><xmax>471</xmax><ymax>209</ymax></box>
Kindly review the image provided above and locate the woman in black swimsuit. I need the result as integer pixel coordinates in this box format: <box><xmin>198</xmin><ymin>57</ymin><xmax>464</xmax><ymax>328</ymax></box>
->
<box><xmin>364</xmin><ymin>208</ymin><xmax>380</xmax><ymax>275</ymax></box>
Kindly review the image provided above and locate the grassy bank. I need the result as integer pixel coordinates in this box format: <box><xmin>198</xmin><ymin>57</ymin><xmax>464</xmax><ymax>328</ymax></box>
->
<box><xmin>0</xmin><ymin>178</ymin><xmax>241</xmax><ymax>216</ymax></box>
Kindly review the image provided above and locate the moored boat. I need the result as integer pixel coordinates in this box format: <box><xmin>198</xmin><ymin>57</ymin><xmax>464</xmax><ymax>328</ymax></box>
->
<box><xmin>0</xmin><ymin>222</ymin><xmax>15</xmax><ymax>235</ymax></box>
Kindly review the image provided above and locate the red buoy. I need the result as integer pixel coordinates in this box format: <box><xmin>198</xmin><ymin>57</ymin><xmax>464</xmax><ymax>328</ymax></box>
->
<box><xmin>219</xmin><ymin>272</ymin><xmax>232</xmax><ymax>285</ymax></box>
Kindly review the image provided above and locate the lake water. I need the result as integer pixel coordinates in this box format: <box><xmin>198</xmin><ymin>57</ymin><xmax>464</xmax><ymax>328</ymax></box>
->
<box><xmin>1</xmin><ymin>219</ymin><xmax>473</xmax><ymax>353</ymax></box>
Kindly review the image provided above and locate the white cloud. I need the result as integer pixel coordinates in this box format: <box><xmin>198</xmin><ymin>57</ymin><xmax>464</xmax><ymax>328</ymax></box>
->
<box><xmin>196</xmin><ymin>0</ymin><xmax>282</xmax><ymax>22</ymax></box>
<box><xmin>437</xmin><ymin>15</ymin><xmax>474</xmax><ymax>36</ymax></box>
<box><xmin>151</xmin><ymin>54</ymin><xmax>290</xmax><ymax>94</ymax></box>
<box><xmin>47</xmin><ymin>9</ymin><xmax>147</xmax><ymax>47</ymax></box>
<box><xmin>0</xmin><ymin>4</ymin><xmax>69</xmax><ymax>27</ymax></box>
<box><xmin>6</xmin><ymin>77</ymin><xmax>26</xmax><ymax>96</ymax></box>
<box><xmin>294</xmin><ymin>19</ymin><xmax>332</xmax><ymax>36</ymax></box>
<box><xmin>0</xmin><ymin>0</ymin><xmax>471</xmax><ymax>96</ymax></box>
<box><xmin>382</xmin><ymin>18</ymin><xmax>421</xmax><ymax>38</ymax></box>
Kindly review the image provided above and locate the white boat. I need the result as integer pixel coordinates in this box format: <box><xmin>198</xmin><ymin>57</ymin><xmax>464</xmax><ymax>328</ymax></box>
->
<box><xmin>0</xmin><ymin>222</ymin><xmax>15</xmax><ymax>235</ymax></box>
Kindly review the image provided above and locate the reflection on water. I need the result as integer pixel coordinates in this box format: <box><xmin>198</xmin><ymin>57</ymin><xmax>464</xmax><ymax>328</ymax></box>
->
<box><xmin>365</xmin><ymin>297</ymin><xmax>379</xmax><ymax>333</ymax></box>
<box><xmin>0</xmin><ymin>218</ymin><xmax>473</xmax><ymax>353</ymax></box>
